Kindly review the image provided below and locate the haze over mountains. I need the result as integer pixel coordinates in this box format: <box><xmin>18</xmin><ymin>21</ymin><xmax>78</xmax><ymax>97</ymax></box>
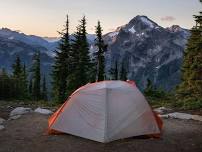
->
<box><xmin>0</xmin><ymin>15</ymin><xmax>190</xmax><ymax>91</ymax></box>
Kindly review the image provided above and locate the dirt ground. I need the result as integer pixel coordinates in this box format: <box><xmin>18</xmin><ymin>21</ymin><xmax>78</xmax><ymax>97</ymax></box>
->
<box><xmin>0</xmin><ymin>112</ymin><xmax>202</xmax><ymax>152</ymax></box>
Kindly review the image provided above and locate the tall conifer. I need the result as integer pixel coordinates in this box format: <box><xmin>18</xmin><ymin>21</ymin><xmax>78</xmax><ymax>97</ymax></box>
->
<box><xmin>31</xmin><ymin>51</ymin><xmax>41</xmax><ymax>101</ymax></box>
<box><xmin>42</xmin><ymin>75</ymin><xmax>48</xmax><ymax>101</ymax></box>
<box><xmin>120</xmin><ymin>60</ymin><xmax>127</xmax><ymax>81</ymax></box>
<box><xmin>67</xmin><ymin>16</ymin><xmax>92</xmax><ymax>94</ymax></box>
<box><xmin>110</xmin><ymin>60</ymin><xmax>119</xmax><ymax>80</ymax></box>
<box><xmin>21</xmin><ymin>63</ymin><xmax>29</xmax><ymax>98</ymax></box>
<box><xmin>52</xmin><ymin>14</ymin><xmax>71</xmax><ymax>102</ymax></box>
<box><xmin>94</xmin><ymin>21</ymin><xmax>106</xmax><ymax>81</ymax></box>
<box><xmin>176</xmin><ymin>1</ymin><xmax>202</xmax><ymax>108</ymax></box>
<box><xmin>12</xmin><ymin>56</ymin><xmax>23</xmax><ymax>99</ymax></box>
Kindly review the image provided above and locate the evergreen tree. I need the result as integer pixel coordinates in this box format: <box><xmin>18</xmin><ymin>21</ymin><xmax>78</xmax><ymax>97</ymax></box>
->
<box><xmin>0</xmin><ymin>59</ymin><xmax>28</xmax><ymax>100</ymax></box>
<box><xmin>79</xmin><ymin>16</ymin><xmax>92</xmax><ymax>84</ymax></box>
<box><xmin>29</xmin><ymin>78</ymin><xmax>33</xmax><ymax>96</ymax></box>
<box><xmin>31</xmin><ymin>51</ymin><xmax>41</xmax><ymax>101</ymax></box>
<box><xmin>176</xmin><ymin>1</ymin><xmax>202</xmax><ymax>107</ymax></box>
<box><xmin>0</xmin><ymin>69</ymin><xmax>11</xmax><ymax>99</ymax></box>
<box><xmin>144</xmin><ymin>79</ymin><xmax>154</xmax><ymax>97</ymax></box>
<box><xmin>94</xmin><ymin>21</ymin><xmax>106</xmax><ymax>81</ymax></box>
<box><xmin>144</xmin><ymin>79</ymin><xmax>166</xmax><ymax>99</ymax></box>
<box><xmin>52</xmin><ymin>14</ymin><xmax>71</xmax><ymax>102</ymax></box>
<box><xmin>110</xmin><ymin>60</ymin><xmax>119</xmax><ymax>80</ymax></box>
<box><xmin>67</xmin><ymin>25</ymin><xmax>82</xmax><ymax>94</ymax></box>
<box><xmin>21</xmin><ymin>63</ymin><xmax>29</xmax><ymax>98</ymax></box>
<box><xmin>12</xmin><ymin>56</ymin><xmax>23</xmax><ymax>99</ymax></box>
<box><xmin>12</xmin><ymin>56</ymin><xmax>22</xmax><ymax>77</ymax></box>
<box><xmin>42</xmin><ymin>75</ymin><xmax>48</xmax><ymax>101</ymax></box>
<box><xmin>120</xmin><ymin>60</ymin><xmax>128</xmax><ymax>81</ymax></box>
<box><xmin>67</xmin><ymin>16</ymin><xmax>92</xmax><ymax>94</ymax></box>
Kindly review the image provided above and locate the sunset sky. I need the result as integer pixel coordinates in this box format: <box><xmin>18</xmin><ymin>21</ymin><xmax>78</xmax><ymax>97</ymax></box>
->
<box><xmin>0</xmin><ymin>0</ymin><xmax>201</xmax><ymax>37</ymax></box>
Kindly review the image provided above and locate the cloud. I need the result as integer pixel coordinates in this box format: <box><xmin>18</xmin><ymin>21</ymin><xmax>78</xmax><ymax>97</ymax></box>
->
<box><xmin>160</xmin><ymin>16</ymin><xmax>176</xmax><ymax>22</ymax></box>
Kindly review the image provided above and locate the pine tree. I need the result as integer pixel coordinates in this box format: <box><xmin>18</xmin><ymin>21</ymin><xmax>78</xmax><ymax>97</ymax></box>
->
<box><xmin>176</xmin><ymin>1</ymin><xmax>202</xmax><ymax>108</ymax></box>
<box><xmin>94</xmin><ymin>21</ymin><xmax>106</xmax><ymax>81</ymax></box>
<box><xmin>12</xmin><ymin>56</ymin><xmax>22</xmax><ymax>77</ymax></box>
<box><xmin>144</xmin><ymin>79</ymin><xmax>166</xmax><ymax>99</ymax></box>
<box><xmin>21</xmin><ymin>63</ymin><xmax>29</xmax><ymax>98</ymax></box>
<box><xmin>120</xmin><ymin>60</ymin><xmax>128</xmax><ymax>81</ymax></box>
<box><xmin>0</xmin><ymin>69</ymin><xmax>11</xmax><ymax>99</ymax></box>
<box><xmin>42</xmin><ymin>75</ymin><xmax>48</xmax><ymax>101</ymax></box>
<box><xmin>31</xmin><ymin>51</ymin><xmax>41</xmax><ymax>101</ymax></box>
<box><xmin>110</xmin><ymin>60</ymin><xmax>119</xmax><ymax>80</ymax></box>
<box><xmin>52</xmin><ymin>14</ymin><xmax>71</xmax><ymax>102</ymax></box>
<box><xmin>12</xmin><ymin>56</ymin><xmax>23</xmax><ymax>99</ymax></box>
<box><xmin>29</xmin><ymin>78</ymin><xmax>33</xmax><ymax>96</ymax></box>
<box><xmin>67</xmin><ymin>16</ymin><xmax>92</xmax><ymax>94</ymax></box>
<box><xmin>79</xmin><ymin>16</ymin><xmax>92</xmax><ymax>84</ymax></box>
<box><xmin>144</xmin><ymin>79</ymin><xmax>154</xmax><ymax>97</ymax></box>
<box><xmin>67</xmin><ymin>25</ymin><xmax>82</xmax><ymax>94</ymax></box>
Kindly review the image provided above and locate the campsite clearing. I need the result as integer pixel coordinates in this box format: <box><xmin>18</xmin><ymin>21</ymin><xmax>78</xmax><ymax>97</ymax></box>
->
<box><xmin>0</xmin><ymin>112</ymin><xmax>202</xmax><ymax>152</ymax></box>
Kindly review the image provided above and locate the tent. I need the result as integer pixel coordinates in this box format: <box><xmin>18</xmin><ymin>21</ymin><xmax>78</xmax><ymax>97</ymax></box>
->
<box><xmin>48</xmin><ymin>80</ymin><xmax>162</xmax><ymax>143</ymax></box>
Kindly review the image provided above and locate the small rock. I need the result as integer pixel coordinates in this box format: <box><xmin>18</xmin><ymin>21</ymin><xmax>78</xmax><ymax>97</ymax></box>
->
<box><xmin>159</xmin><ymin>114</ymin><xmax>169</xmax><ymax>119</ymax></box>
<box><xmin>170</xmin><ymin>112</ymin><xmax>193</xmax><ymax>120</ymax></box>
<box><xmin>9</xmin><ymin>115</ymin><xmax>21</xmax><ymax>120</ymax></box>
<box><xmin>192</xmin><ymin>115</ymin><xmax>202</xmax><ymax>121</ymax></box>
<box><xmin>7</xmin><ymin>105</ymin><xmax>13</xmax><ymax>109</ymax></box>
<box><xmin>154</xmin><ymin>107</ymin><xmax>171</xmax><ymax>114</ymax></box>
<box><xmin>34</xmin><ymin>107</ymin><xmax>53</xmax><ymax>115</ymax></box>
<box><xmin>10</xmin><ymin>107</ymin><xmax>32</xmax><ymax>117</ymax></box>
<box><xmin>160</xmin><ymin>112</ymin><xmax>202</xmax><ymax>122</ymax></box>
<box><xmin>160</xmin><ymin>112</ymin><xmax>192</xmax><ymax>120</ymax></box>
<box><xmin>0</xmin><ymin>125</ymin><xmax>5</xmax><ymax>130</ymax></box>
<box><xmin>0</xmin><ymin>118</ymin><xmax>5</xmax><ymax>125</ymax></box>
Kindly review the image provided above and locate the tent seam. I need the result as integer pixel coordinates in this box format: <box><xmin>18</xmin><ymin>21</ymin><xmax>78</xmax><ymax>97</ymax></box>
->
<box><xmin>104</xmin><ymin>87</ymin><xmax>108</xmax><ymax>142</ymax></box>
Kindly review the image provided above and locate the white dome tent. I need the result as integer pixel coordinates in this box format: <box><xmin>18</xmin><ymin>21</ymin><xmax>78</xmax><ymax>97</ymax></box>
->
<box><xmin>48</xmin><ymin>81</ymin><xmax>162</xmax><ymax>143</ymax></box>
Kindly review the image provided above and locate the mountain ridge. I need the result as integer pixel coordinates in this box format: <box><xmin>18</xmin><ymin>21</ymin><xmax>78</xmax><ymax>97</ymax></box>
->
<box><xmin>102</xmin><ymin>15</ymin><xmax>190</xmax><ymax>90</ymax></box>
<box><xmin>0</xmin><ymin>15</ymin><xmax>190</xmax><ymax>91</ymax></box>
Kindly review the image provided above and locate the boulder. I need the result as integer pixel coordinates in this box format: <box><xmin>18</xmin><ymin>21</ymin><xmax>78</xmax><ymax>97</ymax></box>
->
<box><xmin>192</xmin><ymin>115</ymin><xmax>202</xmax><ymax>121</ymax></box>
<box><xmin>0</xmin><ymin>125</ymin><xmax>5</xmax><ymax>130</ymax></box>
<box><xmin>34</xmin><ymin>107</ymin><xmax>53</xmax><ymax>115</ymax></box>
<box><xmin>9</xmin><ymin>115</ymin><xmax>21</xmax><ymax>120</ymax></box>
<box><xmin>10</xmin><ymin>107</ymin><xmax>32</xmax><ymax>117</ymax></box>
<box><xmin>0</xmin><ymin>118</ymin><xmax>5</xmax><ymax>125</ymax></box>
<box><xmin>160</xmin><ymin>112</ymin><xmax>202</xmax><ymax>122</ymax></box>
<box><xmin>154</xmin><ymin>107</ymin><xmax>171</xmax><ymax>114</ymax></box>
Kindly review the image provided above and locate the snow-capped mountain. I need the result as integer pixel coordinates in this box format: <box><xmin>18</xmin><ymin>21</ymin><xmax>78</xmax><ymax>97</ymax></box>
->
<box><xmin>0</xmin><ymin>15</ymin><xmax>190</xmax><ymax>91</ymax></box>
<box><xmin>102</xmin><ymin>15</ymin><xmax>190</xmax><ymax>90</ymax></box>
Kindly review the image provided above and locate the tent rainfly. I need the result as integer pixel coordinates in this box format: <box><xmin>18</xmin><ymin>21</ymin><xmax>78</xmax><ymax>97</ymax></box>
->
<box><xmin>48</xmin><ymin>80</ymin><xmax>163</xmax><ymax>143</ymax></box>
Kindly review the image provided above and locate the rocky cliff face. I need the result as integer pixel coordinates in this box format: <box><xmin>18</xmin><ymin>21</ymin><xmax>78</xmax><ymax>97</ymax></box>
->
<box><xmin>103</xmin><ymin>16</ymin><xmax>190</xmax><ymax>91</ymax></box>
<box><xmin>0</xmin><ymin>16</ymin><xmax>190</xmax><ymax>91</ymax></box>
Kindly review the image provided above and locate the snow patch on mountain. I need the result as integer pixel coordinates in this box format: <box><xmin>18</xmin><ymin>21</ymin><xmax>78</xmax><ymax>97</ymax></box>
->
<box><xmin>129</xmin><ymin>26</ymin><xmax>136</xmax><ymax>34</ymax></box>
<box><xmin>8</xmin><ymin>36</ymin><xmax>14</xmax><ymax>40</ymax></box>
<box><xmin>43</xmin><ymin>37</ymin><xmax>60</xmax><ymax>42</ymax></box>
<box><xmin>108</xmin><ymin>31</ymin><xmax>119</xmax><ymax>38</ymax></box>
<box><xmin>140</xmin><ymin>16</ymin><xmax>155</xmax><ymax>28</ymax></box>
<box><xmin>102</xmin><ymin>15</ymin><xmax>190</xmax><ymax>91</ymax></box>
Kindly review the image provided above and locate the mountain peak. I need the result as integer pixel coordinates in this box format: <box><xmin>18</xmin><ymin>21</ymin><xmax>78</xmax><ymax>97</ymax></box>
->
<box><xmin>166</xmin><ymin>25</ymin><xmax>183</xmax><ymax>33</ymax></box>
<box><xmin>129</xmin><ymin>15</ymin><xmax>158</xmax><ymax>29</ymax></box>
<box><xmin>1</xmin><ymin>27</ymin><xmax>11</xmax><ymax>31</ymax></box>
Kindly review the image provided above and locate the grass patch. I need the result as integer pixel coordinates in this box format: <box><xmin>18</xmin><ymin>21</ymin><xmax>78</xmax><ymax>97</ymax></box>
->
<box><xmin>147</xmin><ymin>94</ymin><xmax>202</xmax><ymax>110</ymax></box>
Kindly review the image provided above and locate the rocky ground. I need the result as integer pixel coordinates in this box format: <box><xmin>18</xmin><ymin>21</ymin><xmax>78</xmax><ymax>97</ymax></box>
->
<box><xmin>0</xmin><ymin>102</ymin><xmax>202</xmax><ymax>152</ymax></box>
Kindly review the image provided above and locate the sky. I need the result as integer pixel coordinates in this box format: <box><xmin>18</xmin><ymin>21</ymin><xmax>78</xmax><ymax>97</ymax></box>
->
<box><xmin>0</xmin><ymin>0</ymin><xmax>201</xmax><ymax>37</ymax></box>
